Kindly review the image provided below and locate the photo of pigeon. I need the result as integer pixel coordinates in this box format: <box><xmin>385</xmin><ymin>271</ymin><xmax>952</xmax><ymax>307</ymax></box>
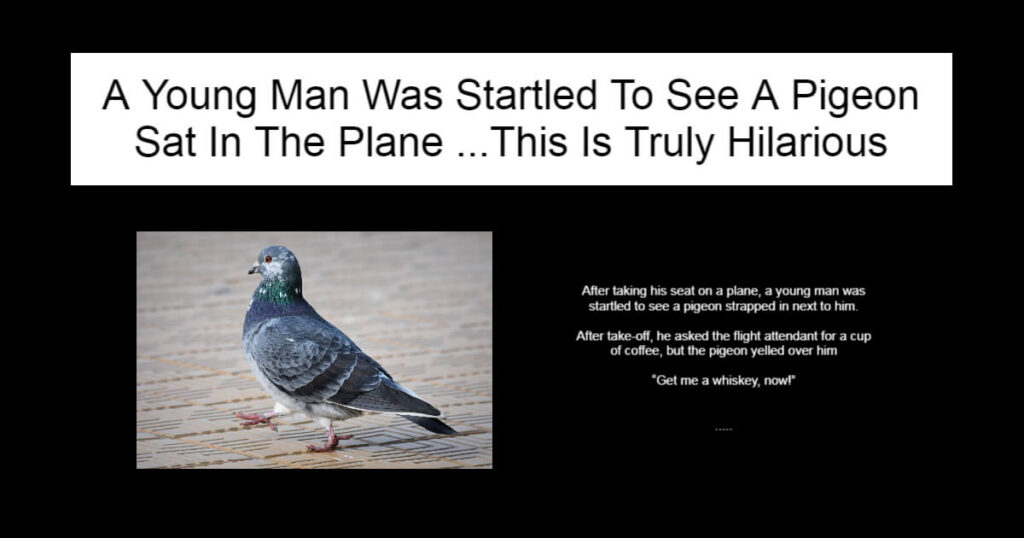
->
<box><xmin>238</xmin><ymin>245</ymin><xmax>458</xmax><ymax>452</ymax></box>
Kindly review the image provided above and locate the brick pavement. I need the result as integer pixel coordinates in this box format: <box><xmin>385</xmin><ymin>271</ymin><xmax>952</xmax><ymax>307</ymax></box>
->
<box><xmin>136</xmin><ymin>232</ymin><xmax>492</xmax><ymax>468</ymax></box>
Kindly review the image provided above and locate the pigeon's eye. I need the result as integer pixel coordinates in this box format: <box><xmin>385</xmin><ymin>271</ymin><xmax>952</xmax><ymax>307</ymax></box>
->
<box><xmin>265</xmin><ymin>255</ymin><xmax>272</xmax><ymax>263</ymax></box>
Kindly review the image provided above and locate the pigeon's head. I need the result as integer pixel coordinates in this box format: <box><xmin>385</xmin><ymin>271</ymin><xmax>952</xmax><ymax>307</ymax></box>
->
<box><xmin>249</xmin><ymin>246</ymin><xmax>301</xmax><ymax>281</ymax></box>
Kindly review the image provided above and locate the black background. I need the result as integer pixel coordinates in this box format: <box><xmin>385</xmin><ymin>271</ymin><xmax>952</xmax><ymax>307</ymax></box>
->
<box><xmin>53</xmin><ymin>6</ymin><xmax>985</xmax><ymax>519</ymax></box>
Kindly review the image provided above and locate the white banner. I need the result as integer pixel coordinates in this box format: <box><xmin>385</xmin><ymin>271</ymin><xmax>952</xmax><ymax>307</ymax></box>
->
<box><xmin>70</xmin><ymin>53</ymin><xmax>952</xmax><ymax>186</ymax></box>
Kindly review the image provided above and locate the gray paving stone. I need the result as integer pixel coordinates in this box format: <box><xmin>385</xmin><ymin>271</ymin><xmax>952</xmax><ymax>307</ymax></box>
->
<box><xmin>137</xmin><ymin>232</ymin><xmax>492</xmax><ymax>469</ymax></box>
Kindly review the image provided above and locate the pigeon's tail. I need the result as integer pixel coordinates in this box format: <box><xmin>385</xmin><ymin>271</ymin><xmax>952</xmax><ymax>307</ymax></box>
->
<box><xmin>342</xmin><ymin>378</ymin><xmax>434</xmax><ymax>412</ymax></box>
<box><xmin>401</xmin><ymin>415</ymin><xmax>458</xmax><ymax>435</ymax></box>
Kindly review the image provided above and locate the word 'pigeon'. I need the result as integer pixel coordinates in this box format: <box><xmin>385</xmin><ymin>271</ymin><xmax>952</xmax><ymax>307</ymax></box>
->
<box><xmin>239</xmin><ymin>246</ymin><xmax>457</xmax><ymax>452</ymax></box>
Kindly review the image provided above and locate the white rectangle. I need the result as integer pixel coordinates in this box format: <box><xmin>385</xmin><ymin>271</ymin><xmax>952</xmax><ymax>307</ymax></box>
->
<box><xmin>71</xmin><ymin>53</ymin><xmax>952</xmax><ymax>186</ymax></box>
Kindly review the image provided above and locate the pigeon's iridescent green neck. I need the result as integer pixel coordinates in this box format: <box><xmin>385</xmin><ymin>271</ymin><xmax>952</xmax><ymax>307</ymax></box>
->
<box><xmin>256</xmin><ymin>276</ymin><xmax>303</xmax><ymax>305</ymax></box>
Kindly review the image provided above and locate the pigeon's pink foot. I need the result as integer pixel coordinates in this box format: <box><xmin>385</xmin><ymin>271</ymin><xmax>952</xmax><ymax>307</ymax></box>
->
<box><xmin>306</xmin><ymin>425</ymin><xmax>351</xmax><ymax>452</ymax></box>
<box><xmin>235</xmin><ymin>411</ymin><xmax>278</xmax><ymax>431</ymax></box>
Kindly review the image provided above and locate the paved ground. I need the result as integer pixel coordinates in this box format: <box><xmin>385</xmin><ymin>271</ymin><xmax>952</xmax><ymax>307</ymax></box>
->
<box><xmin>136</xmin><ymin>232</ymin><xmax>492</xmax><ymax>468</ymax></box>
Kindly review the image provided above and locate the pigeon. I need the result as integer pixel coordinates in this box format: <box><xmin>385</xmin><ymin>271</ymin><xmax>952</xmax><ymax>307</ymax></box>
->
<box><xmin>237</xmin><ymin>245</ymin><xmax>457</xmax><ymax>452</ymax></box>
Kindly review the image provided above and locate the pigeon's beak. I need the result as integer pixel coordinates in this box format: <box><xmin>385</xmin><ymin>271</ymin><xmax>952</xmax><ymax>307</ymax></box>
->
<box><xmin>248</xmin><ymin>263</ymin><xmax>259</xmax><ymax>275</ymax></box>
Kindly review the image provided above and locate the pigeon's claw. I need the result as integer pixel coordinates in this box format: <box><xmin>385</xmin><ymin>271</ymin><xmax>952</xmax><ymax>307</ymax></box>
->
<box><xmin>254</xmin><ymin>418</ymin><xmax>277</xmax><ymax>431</ymax></box>
<box><xmin>306</xmin><ymin>425</ymin><xmax>351</xmax><ymax>452</ymax></box>
<box><xmin>235</xmin><ymin>411</ymin><xmax>278</xmax><ymax>431</ymax></box>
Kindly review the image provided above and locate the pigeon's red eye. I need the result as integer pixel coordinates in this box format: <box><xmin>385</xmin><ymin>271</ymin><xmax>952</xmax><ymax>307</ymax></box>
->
<box><xmin>265</xmin><ymin>255</ymin><xmax>272</xmax><ymax>262</ymax></box>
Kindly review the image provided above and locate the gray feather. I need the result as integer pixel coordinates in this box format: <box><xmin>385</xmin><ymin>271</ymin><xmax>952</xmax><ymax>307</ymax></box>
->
<box><xmin>344</xmin><ymin>378</ymin><xmax>442</xmax><ymax>416</ymax></box>
<box><xmin>246</xmin><ymin>316</ymin><xmax>363</xmax><ymax>400</ymax></box>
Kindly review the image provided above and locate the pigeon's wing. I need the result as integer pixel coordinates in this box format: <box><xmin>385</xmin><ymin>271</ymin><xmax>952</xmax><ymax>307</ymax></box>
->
<box><xmin>248</xmin><ymin>316</ymin><xmax>443</xmax><ymax>417</ymax></box>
